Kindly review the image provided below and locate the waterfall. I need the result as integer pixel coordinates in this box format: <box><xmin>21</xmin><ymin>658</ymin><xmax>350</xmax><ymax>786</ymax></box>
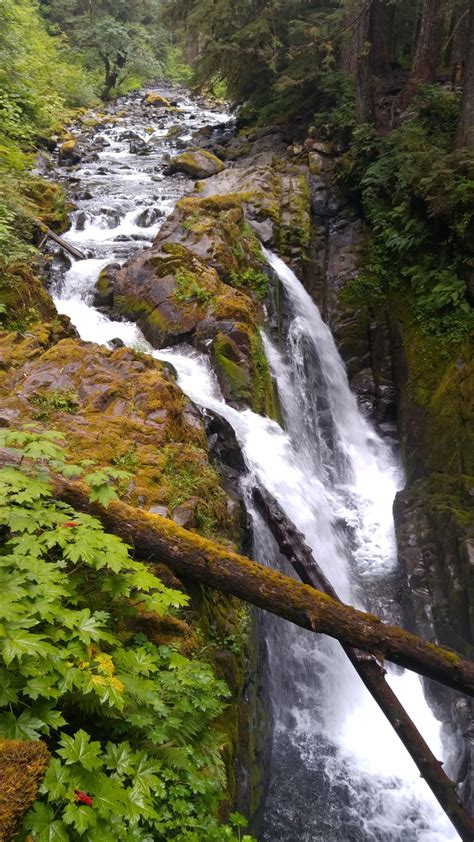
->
<box><xmin>48</xmin><ymin>93</ymin><xmax>460</xmax><ymax>840</ymax></box>
<box><xmin>152</xmin><ymin>263</ymin><xmax>458</xmax><ymax>842</ymax></box>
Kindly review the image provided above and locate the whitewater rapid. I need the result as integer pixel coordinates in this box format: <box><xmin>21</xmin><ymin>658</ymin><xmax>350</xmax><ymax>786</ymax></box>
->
<box><xmin>49</xmin><ymin>88</ymin><xmax>459</xmax><ymax>841</ymax></box>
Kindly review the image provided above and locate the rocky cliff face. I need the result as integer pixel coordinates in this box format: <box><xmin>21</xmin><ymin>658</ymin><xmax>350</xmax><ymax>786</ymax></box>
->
<box><xmin>391</xmin><ymin>316</ymin><xmax>474</xmax><ymax>807</ymax></box>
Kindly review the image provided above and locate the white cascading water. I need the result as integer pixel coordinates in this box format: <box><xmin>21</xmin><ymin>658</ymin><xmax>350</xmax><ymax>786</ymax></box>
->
<box><xmin>49</xmin><ymin>91</ymin><xmax>459</xmax><ymax>840</ymax></box>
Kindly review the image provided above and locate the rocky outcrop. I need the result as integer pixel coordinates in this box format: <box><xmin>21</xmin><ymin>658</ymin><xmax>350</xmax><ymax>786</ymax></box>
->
<box><xmin>390</xmin><ymin>315</ymin><xmax>474</xmax><ymax>807</ymax></box>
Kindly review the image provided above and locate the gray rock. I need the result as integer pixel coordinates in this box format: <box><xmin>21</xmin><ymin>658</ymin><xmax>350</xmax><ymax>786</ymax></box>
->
<box><xmin>172</xmin><ymin>498</ymin><xmax>199</xmax><ymax>528</ymax></box>
<box><xmin>149</xmin><ymin>505</ymin><xmax>169</xmax><ymax>518</ymax></box>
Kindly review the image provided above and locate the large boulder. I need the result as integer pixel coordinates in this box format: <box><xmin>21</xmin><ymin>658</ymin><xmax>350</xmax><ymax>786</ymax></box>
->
<box><xmin>144</xmin><ymin>93</ymin><xmax>173</xmax><ymax>108</ymax></box>
<box><xmin>58</xmin><ymin>138</ymin><xmax>81</xmax><ymax>165</ymax></box>
<box><xmin>165</xmin><ymin>148</ymin><xmax>225</xmax><ymax>179</ymax></box>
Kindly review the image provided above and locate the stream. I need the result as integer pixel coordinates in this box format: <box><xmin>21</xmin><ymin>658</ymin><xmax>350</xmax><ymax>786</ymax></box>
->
<box><xmin>48</xmin><ymin>87</ymin><xmax>459</xmax><ymax>841</ymax></box>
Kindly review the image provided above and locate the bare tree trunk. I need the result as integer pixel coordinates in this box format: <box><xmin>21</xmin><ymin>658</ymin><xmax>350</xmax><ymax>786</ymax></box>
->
<box><xmin>401</xmin><ymin>0</ymin><xmax>447</xmax><ymax>107</ymax></box>
<box><xmin>370</xmin><ymin>0</ymin><xmax>395</xmax><ymax>74</ymax></box>
<box><xmin>458</xmin><ymin>0</ymin><xmax>474</xmax><ymax>146</ymax></box>
<box><xmin>340</xmin><ymin>0</ymin><xmax>375</xmax><ymax>123</ymax></box>
<box><xmin>252</xmin><ymin>485</ymin><xmax>474</xmax><ymax>842</ymax></box>
<box><xmin>447</xmin><ymin>0</ymin><xmax>470</xmax><ymax>72</ymax></box>
<box><xmin>48</xmin><ymin>475</ymin><xmax>474</xmax><ymax>698</ymax></box>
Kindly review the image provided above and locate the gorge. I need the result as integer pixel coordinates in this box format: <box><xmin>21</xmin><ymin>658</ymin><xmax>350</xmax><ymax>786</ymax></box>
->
<box><xmin>33</xmin><ymin>86</ymin><xmax>470</xmax><ymax>840</ymax></box>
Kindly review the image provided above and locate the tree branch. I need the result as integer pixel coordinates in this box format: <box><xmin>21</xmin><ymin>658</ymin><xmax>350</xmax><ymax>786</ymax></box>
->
<box><xmin>49</xmin><ymin>476</ymin><xmax>474</xmax><ymax>699</ymax></box>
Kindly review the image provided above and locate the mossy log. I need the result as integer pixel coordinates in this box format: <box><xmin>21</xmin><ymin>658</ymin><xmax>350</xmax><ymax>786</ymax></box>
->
<box><xmin>0</xmin><ymin>739</ymin><xmax>50</xmax><ymax>842</ymax></box>
<box><xmin>39</xmin><ymin>223</ymin><xmax>86</xmax><ymax>260</ymax></box>
<box><xmin>49</xmin><ymin>477</ymin><xmax>474</xmax><ymax>699</ymax></box>
<box><xmin>252</xmin><ymin>485</ymin><xmax>474</xmax><ymax>842</ymax></box>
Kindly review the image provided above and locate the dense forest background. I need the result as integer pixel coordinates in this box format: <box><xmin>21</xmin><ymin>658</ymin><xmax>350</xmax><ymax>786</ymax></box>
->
<box><xmin>2</xmin><ymin>0</ymin><xmax>474</xmax><ymax>342</ymax></box>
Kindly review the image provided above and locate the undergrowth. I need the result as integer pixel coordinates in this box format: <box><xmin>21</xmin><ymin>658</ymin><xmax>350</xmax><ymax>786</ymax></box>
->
<box><xmin>337</xmin><ymin>87</ymin><xmax>474</xmax><ymax>347</ymax></box>
<box><xmin>0</xmin><ymin>429</ymin><xmax>253</xmax><ymax>841</ymax></box>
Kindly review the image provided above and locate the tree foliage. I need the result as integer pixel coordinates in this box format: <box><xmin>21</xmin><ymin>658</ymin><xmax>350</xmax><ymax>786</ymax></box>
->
<box><xmin>40</xmin><ymin>0</ymin><xmax>170</xmax><ymax>97</ymax></box>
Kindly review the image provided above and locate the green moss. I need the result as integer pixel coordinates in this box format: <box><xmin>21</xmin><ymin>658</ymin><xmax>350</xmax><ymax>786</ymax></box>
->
<box><xmin>174</xmin><ymin>267</ymin><xmax>213</xmax><ymax>305</ymax></box>
<box><xmin>249</xmin><ymin>330</ymin><xmax>281</xmax><ymax>420</ymax></box>
<box><xmin>24</xmin><ymin>178</ymin><xmax>71</xmax><ymax>234</ymax></box>
<box><xmin>173</xmin><ymin>149</ymin><xmax>225</xmax><ymax>177</ymax></box>
<box><xmin>213</xmin><ymin>333</ymin><xmax>252</xmax><ymax>405</ymax></box>
<box><xmin>0</xmin><ymin>264</ymin><xmax>56</xmax><ymax>329</ymax></box>
<box><xmin>159</xmin><ymin>443</ymin><xmax>236</xmax><ymax>541</ymax></box>
<box><xmin>31</xmin><ymin>387</ymin><xmax>79</xmax><ymax>421</ymax></box>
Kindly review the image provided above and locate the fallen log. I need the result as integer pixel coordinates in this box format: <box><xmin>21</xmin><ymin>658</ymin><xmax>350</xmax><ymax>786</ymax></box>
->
<box><xmin>38</xmin><ymin>223</ymin><xmax>86</xmax><ymax>261</ymax></box>
<box><xmin>49</xmin><ymin>475</ymin><xmax>474</xmax><ymax>698</ymax></box>
<box><xmin>252</xmin><ymin>484</ymin><xmax>474</xmax><ymax>842</ymax></box>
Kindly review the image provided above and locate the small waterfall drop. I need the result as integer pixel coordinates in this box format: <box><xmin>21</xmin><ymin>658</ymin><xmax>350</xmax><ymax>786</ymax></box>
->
<box><xmin>47</xmin><ymin>96</ymin><xmax>460</xmax><ymax>839</ymax></box>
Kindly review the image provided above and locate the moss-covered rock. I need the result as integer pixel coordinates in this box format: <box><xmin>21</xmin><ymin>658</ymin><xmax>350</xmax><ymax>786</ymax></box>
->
<box><xmin>145</xmin><ymin>93</ymin><xmax>173</xmax><ymax>108</ymax></box>
<box><xmin>110</xmin><ymin>243</ymin><xmax>255</xmax><ymax>346</ymax></box>
<box><xmin>0</xmin><ymin>337</ymin><xmax>242</xmax><ymax>541</ymax></box>
<box><xmin>58</xmin><ymin>138</ymin><xmax>81</xmax><ymax>165</ymax></box>
<box><xmin>0</xmin><ymin>264</ymin><xmax>57</xmax><ymax>331</ymax></box>
<box><xmin>0</xmin><ymin>739</ymin><xmax>50</xmax><ymax>841</ymax></box>
<box><xmin>390</xmin><ymin>298</ymin><xmax>474</xmax><ymax>664</ymax></box>
<box><xmin>24</xmin><ymin>178</ymin><xmax>71</xmax><ymax>233</ymax></box>
<box><xmin>166</xmin><ymin>148</ymin><xmax>225</xmax><ymax>179</ymax></box>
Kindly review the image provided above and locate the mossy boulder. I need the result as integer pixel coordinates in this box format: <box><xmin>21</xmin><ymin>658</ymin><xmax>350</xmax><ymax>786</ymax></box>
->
<box><xmin>24</xmin><ymin>178</ymin><xmax>71</xmax><ymax>233</ymax></box>
<box><xmin>94</xmin><ymin>262</ymin><xmax>120</xmax><ymax>308</ymax></box>
<box><xmin>145</xmin><ymin>93</ymin><xmax>173</xmax><ymax>108</ymax></box>
<box><xmin>0</xmin><ymin>337</ymin><xmax>241</xmax><ymax>542</ymax></box>
<box><xmin>58</xmin><ymin>138</ymin><xmax>81</xmax><ymax>165</ymax></box>
<box><xmin>166</xmin><ymin>148</ymin><xmax>225</xmax><ymax>179</ymax></box>
<box><xmin>108</xmin><ymin>240</ymin><xmax>279</xmax><ymax>418</ymax></box>
<box><xmin>110</xmin><ymin>243</ymin><xmax>255</xmax><ymax>348</ymax></box>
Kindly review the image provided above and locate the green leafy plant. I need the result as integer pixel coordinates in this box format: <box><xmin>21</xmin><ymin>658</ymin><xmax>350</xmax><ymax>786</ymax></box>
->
<box><xmin>338</xmin><ymin>87</ymin><xmax>474</xmax><ymax>345</ymax></box>
<box><xmin>31</xmin><ymin>388</ymin><xmax>80</xmax><ymax>422</ymax></box>
<box><xmin>0</xmin><ymin>430</ymin><xmax>252</xmax><ymax>840</ymax></box>
<box><xmin>174</xmin><ymin>268</ymin><xmax>213</xmax><ymax>306</ymax></box>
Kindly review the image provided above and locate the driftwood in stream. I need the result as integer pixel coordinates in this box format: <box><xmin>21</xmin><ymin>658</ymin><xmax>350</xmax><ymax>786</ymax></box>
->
<box><xmin>252</xmin><ymin>485</ymin><xmax>474</xmax><ymax>842</ymax></box>
<box><xmin>48</xmin><ymin>475</ymin><xmax>474</xmax><ymax>698</ymax></box>
<box><xmin>38</xmin><ymin>224</ymin><xmax>86</xmax><ymax>261</ymax></box>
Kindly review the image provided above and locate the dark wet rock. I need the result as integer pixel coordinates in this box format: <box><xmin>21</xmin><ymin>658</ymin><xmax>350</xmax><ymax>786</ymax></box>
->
<box><xmin>109</xmin><ymin>337</ymin><xmax>125</xmax><ymax>349</ymax></box>
<box><xmin>205</xmin><ymin>411</ymin><xmax>246</xmax><ymax>474</ymax></box>
<box><xmin>129</xmin><ymin>138</ymin><xmax>151</xmax><ymax>156</ymax></box>
<box><xmin>136</xmin><ymin>207</ymin><xmax>164</xmax><ymax>227</ymax></box>
<box><xmin>75</xmin><ymin>211</ymin><xmax>88</xmax><ymax>231</ymax></box>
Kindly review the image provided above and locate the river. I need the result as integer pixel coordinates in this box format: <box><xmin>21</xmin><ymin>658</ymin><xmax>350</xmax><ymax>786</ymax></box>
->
<box><xmin>48</xmin><ymin>86</ymin><xmax>460</xmax><ymax>841</ymax></box>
